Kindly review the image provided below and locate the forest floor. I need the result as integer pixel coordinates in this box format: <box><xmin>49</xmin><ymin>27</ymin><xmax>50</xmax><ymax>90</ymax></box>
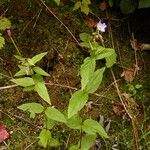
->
<box><xmin>0</xmin><ymin>0</ymin><xmax>150</xmax><ymax>150</ymax></box>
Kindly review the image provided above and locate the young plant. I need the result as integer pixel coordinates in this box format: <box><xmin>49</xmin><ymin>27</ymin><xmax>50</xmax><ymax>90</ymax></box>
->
<box><xmin>9</xmin><ymin>20</ymin><xmax>116</xmax><ymax>149</ymax></box>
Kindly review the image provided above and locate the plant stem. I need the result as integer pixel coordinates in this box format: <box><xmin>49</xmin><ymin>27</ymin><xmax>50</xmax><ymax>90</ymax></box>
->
<box><xmin>10</xmin><ymin>36</ymin><xmax>21</xmax><ymax>56</ymax></box>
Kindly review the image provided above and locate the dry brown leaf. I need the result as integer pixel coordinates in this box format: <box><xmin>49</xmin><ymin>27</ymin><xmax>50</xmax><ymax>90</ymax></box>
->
<box><xmin>99</xmin><ymin>2</ymin><xmax>108</xmax><ymax>11</ymax></box>
<box><xmin>113</xmin><ymin>103</ymin><xmax>124</xmax><ymax>116</ymax></box>
<box><xmin>121</xmin><ymin>69</ymin><xmax>134</xmax><ymax>83</ymax></box>
<box><xmin>84</xmin><ymin>17</ymin><xmax>97</xmax><ymax>28</ymax></box>
<box><xmin>130</xmin><ymin>38</ymin><xmax>139</xmax><ymax>51</ymax></box>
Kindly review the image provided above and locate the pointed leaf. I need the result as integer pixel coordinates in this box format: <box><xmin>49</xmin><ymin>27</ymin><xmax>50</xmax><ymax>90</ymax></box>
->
<box><xmin>94</xmin><ymin>49</ymin><xmax>114</xmax><ymax>60</ymax></box>
<box><xmin>80</xmin><ymin>57</ymin><xmax>96</xmax><ymax>90</ymax></box>
<box><xmin>79</xmin><ymin>33</ymin><xmax>92</xmax><ymax>42</ymax></box>
<box><xmin>80</xmin><ymin>134</ymin><xmax>96</xmax><ymax>150</ymax></box>
<box><xmin>43</xmin><ymin>118</ymin><xmax>55</xmax><ymax>130</ymax></box>
<box><xmin>82</xmin><ymin>119</ymin><xmax>108</xmax><ymax>138</ymax></box>
<box><xmin>54</xmin><ymin>0</ymin><xmax>60</xmax><ymax>5</ymax></box>
<box><xmin>38</xmin><ymin>129</ymin><xmax>51</xmax><ymax>148</ymax></box>
<box><xmin>45</xmin><ymin>107</ymin><xmax>66</xmax><ymax>123</ymax></box>
<box><xmin>32</xmin><ymin>74</ymin><xmax>51</xmax><ymax>105</ymax></box>
<box><xmin>23</xmin><ymin>85</ymin><xmax>35</xmax><ymax>91</ymax></box>
<box><xmin>73</xmin><ymin>1</ymin><xmax>81</xmax><ymax>11</ymax></box>
<box><xmin>18</xmin><ymin>103</ymin><xmax>44</xmax><ymax>118</ymax></box>
<box><xmin>14</xmin><ymin>68</ymin><xmax>26</xmax><ymax>76</ymax></box>
<box><xmin>81</xmin><ymin>3</ymin><xmax>90</xmax><ymax>15</ymax></box>
<box><xmin>27</xmin><ymin>58</ymin><xmax>35</xmax><ymax>66</ymax></box>
<box><xmin>85</xmin><ymin>67</ymin><xmax>105</xmax><ymax>93</ymax></box>
<box><xmin>67</xmin><ymin>114</ymin><xmax>82</xmax><ymax>129</ymax></box>
<box><xmin>69</xmin><ymin>145</ymin><xmax>79</xmax><ymax>150</ymax></box>
<box><xmin>31</xmin><ymin>52</ymin><xmax>47</xmax><ymax>65</ymax></box>
<box><xmin>105</xmin><ymin>49</ymin><xmax>116</xmax><ymax>68</ymax></box>
<box><xmin>33</xmin><ymin>66</ymin><xmax>49</xmax><ymax>76</ymax></box>
<box><xmin>11</xmin><ymin>77</ymin><xmax>35</xmax><ymax>87</ymax></box>
<box><xmin>68</xmin><ymin>90</ymin><xmax>88</xmax><ymax>118</ymax></box>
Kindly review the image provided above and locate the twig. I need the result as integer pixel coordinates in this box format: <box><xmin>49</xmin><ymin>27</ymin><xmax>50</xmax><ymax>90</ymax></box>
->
<box><xmin>24</xmin><ymin>139</ymin><xmax>38</xmax><ymax>150</ymax></box>
<box><xmin>0</xmin><ymin>84</ymin><xmax>18</xmax><ymax>90</ymax></box>
<box><xmin>39</xmin><ymin>0</ymin><xmax>80</xmax><ymax>46</ymax></box>
<box><xmin>33</xmin><ymin>8</ymin><xmax>42</xmax><ymax>28</ymax></box>
<box><xmin>106</xmin><ymin>12</ymin><xmax>139</xmax><ymax>150</ymax></box>
<box><xmin>0</xmin><ymin>82</ymin><xmax>111</xmax><ymax>100</ymax></box>
<box><xmin>45</xmin><ymin>82</ymin><xmax>111</xmax><ymax>99</ymax></box>
<box><xmin>12</xmin><ymin>115</ymin><xmax>43</xmax><ymax>130</ymax></box>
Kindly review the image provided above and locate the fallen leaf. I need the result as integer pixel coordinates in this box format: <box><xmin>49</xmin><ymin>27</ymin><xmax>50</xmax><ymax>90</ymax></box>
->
<box><xmin>113</xmin><ymin>103</ymin><xmax>124</xmax><ymax>116</ymax></box>
<box><xmin>0</xmin><ymin>124</ymin><xmax>10</xmax><ymax>143</ymax></box>
<box><xmin>84</xmin><ymin>17</ymin><xmax>97</xmax><ymax>28</ymax></box>
<box><xmin>121</xmin><ymin>69</ymin><xmax>134</xmax><ymax>83</ymax></box>
<box><xmin>99</xmin><ymin>1</ymin><xmax>108</xmax><ymax>11</ymax></box>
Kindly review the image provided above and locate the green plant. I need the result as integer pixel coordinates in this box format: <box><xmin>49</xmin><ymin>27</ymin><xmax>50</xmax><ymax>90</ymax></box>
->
<box><xmin>0</xmin><ymin>17</ymin><xmax>11</xmax><ymax>49</ymax></box>
<box><xmin>128</xmin><ymin>84</ymin><xmax>142</xmax><ymax>95</ymax></box>
<box><xmin>15</xmin><ymin>31</ymin><xmax>116</xmax><ymax>149</ymax></box>
<box><xmin>73</xmin><ymin>0</ymin><xmax>91</xmax><ymax>15</ymax></box>
<box><xmin>1</xmin><ymin>16</ymin><xmax>116</xmax><ymax>149</ymax></box>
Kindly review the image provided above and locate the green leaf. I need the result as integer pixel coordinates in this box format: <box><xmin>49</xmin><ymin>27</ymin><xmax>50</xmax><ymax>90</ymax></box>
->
<box><xmin>80</xmin><ymin>57</ymin><xmax>96</xmax><ymax>90</ymax></box>
<box><xmin>0</xmin><ymin>34</ymin><xmax>5</xmax><ymax>49</ymax></box>
<box><xmin>33</xmin><ymin>74</ymin><xmax>51</xmax><ymax>105</ymax></box>
<box><xmin>33</xmin><ymin>66</ymin><xmax>49</xmax><ymax>76</ymax></box>
<box><xmin>49</xmin><ymin>138</ymin><xmax>60</xmax><ymax>147</ymax></box>
<box><xmin>68</xmin><ymin>90</ymin><xmax>88</xmax><ymax>118</ymax></box>
<box><xmin>45</xmin><ymin>107</ymin><xmax>66</xmax><ymax>123</ymax></box>
<box><xmin>94</xmin><ymin>49</ymin><xmax>114</xmax><ymax>60</ymax></box>
<box><xmin>82</xmin><ymin>119</ymin><xmax>108</xmax><ymax>138</ymax></box>
<box><xmin>85</xmin><ymin>67</ymin><xmax>105</xmax><ymax>93</ymax></box>
<box><xmin>80</xmin><ymin>42</ymin><xmax>91</xmax><ymax>48</ymax></box>
<box><xmin>69</xmin><ymin>145</ymin><xmax>79</xmax><ymax>150</ymax></box>
<box><xmin>18</xmin><ymin>103</ymin><xmax>44</xmax><ymax>118</ymax></box>
<box><xmin>23</xmin><ymin>85</ymin><xmax>35</xmax><ymax>91</ymax></box>
<box><xmin>108</xmin><ymin>0</ymin><xmax>113</xmax><ymax>7</ymax></box>
<box><xmin>80</xmin><ymin>134</ymin><xmax>96</xmax><ymax>150</ymax></box>
<box><xmin>81</xmin><ymin>3</ymin><xmax>90</xmax><ymax>15</ymax></box>
<box><xmin>43</xmin><ymin>118</ymin><xmax>55</xmax><ymax>130</ymax></box>
<box><xmin>82</xmin><ymin>0</ymin><xmax>91</xmax><ymax>5</ymax></box>
<box><xmin>0</xmin><ymin>17</ymin><xmax>11</xmax><ymax>30</ymax></box>
<box><xmin>139</xmin><ymin>0</ymin><xmax>150</xmax><ymax>8</ymax></box>
<box><xmin>120</xmin><ymin>0</ymin><xmax>138</xmax><ymax>14</ymax></box>
<box><xmin>79</xmin><ymin>33</ymin><xmax>92</xmax><ymax>42</ymax></box>
<box><xmin>14</xmin><ymin>68</ymin><xmax>26</xmax><ymax>76</ymax></box>
<box><xmin>73</xmin><ymin>1</ymin><xmax>81</xmax><ymax>11</ymax></box>
<box><xmin>14</xmin><ymin>55</ymin><xmax>25</xmax><ymax>61</ymax></box>
<box><xmin>135</xmin><ymin>84</ymin><xmax>142</xmax><ymax>89</ymax></box>
<box><xmin>11</xmin><ymin>77</ymin><xmax>35</xmax><ymax>87</ymax></box>
<box><xmin>67</xmin><ymin>114</ymin><xmax>82</xmax><ymax>130</ymax></box>
<box><xmin>31</xmin><ymin>52</ymin><xmax>47</xmax><ymax>65</ymax></box>
<box><xmin>27</xmin><ymin>58</ymin><xmax>35</xmax><ymax>66</ymax></box>
<box><xmin>105</xmin><ymin>49</ymin><xmax>116</xmax><ymax>68</ymax></box>
<box><xmin>38</xmin><ymin>129</ymin><xmax>51</xmax><ymax>148</ymax></box>
<box><xmin>53</xmin><ymin>0</ymin><xmax>60</xmax><ymax>5</ymax></box>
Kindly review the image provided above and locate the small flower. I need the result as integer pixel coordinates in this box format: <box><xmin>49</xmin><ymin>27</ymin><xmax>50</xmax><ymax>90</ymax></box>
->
<box><xmin>6</xmin><ymin>29</ymin><xmax>11</xmax><ymax>36</ymax></box>
<box><xmin>97</xmin><ymin>20</ymin><xmax>107</xmax><ymax>32</ymax></box>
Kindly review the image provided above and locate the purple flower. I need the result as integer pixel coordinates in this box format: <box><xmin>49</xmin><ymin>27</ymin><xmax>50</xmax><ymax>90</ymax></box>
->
<box><xmin>6</xmin><ymin>29</ymin><xmax>11</xmax><ymax>36</ymax></box>
<box><xmin>97</xmin><ymin>20</ymin><xmax>107</xmax><ymax>32</ymax></box>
